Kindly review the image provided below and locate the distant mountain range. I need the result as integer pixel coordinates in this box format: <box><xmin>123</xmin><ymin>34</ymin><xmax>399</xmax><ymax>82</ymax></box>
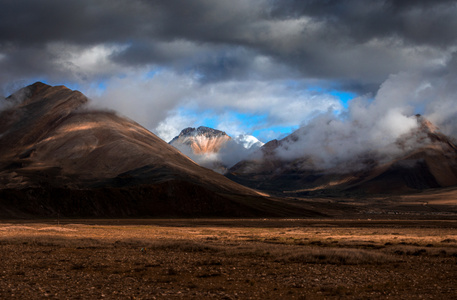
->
<box><xmin>169</xmin><ymin>116</ymin><xmax>457</xmax><ymax>196</ymax></box>
<box><xmin>226</xmin><ymin>115</ymin><xmax>457</xmax><ymax>195</ymax></box>
<box><xmin>1</xmin><ymin>82</ymin><xmax>457</xmax><ymax>218</ymax></box>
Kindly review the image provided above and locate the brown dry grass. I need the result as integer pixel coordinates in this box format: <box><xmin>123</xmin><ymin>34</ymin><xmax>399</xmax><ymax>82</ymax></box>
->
<box><xmin>0</xmin><ymin>219</ymin><xmax>456</xmax><ymax>299</ymax></box>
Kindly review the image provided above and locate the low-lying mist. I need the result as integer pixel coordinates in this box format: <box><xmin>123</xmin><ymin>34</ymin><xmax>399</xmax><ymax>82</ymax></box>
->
<box><xmin>273</xmin><ymin>72</ymin><xmax>457</xmax><ymax>171</ymax></box>
<box><xmin>173</xmin><ymin>138</ymin><xmax>261</xmax><ymax>173</ymax></box>
<box><xmin>2</xmin><ymin>68</ymin><xmax>457</xmax><ymax>175</ymax></box>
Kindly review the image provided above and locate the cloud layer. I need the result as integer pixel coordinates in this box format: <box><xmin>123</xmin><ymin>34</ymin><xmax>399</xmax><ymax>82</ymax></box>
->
<box><xmin>1</xmin><ymin>0</ymin><xmax>457</xmax><ymax>145</ymax></box>
<box><xmin>276</xmin><ymin>70</ymin><xmax>457</xmax><ymax>170</ymax></box>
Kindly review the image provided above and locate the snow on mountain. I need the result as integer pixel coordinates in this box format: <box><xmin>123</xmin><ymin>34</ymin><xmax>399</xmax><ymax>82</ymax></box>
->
<box><xmin>169</xmin><ymin>126</ymin><xmax>263</xmax><ymax>173</ymax></box>
<box><xmin>0</xmin><ymin>82</ymin><xmax>271</xmax><ymax>217</ymax></box>
<box><xmin>234</xmin><ymin>134</ymin><xmax>264</xmax><ymax>149</ymax></box>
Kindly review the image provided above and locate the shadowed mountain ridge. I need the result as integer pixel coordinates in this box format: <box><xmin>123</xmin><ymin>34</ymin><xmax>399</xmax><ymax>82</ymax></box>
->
<box><xmin>227</xmin><ymin>115</ymin><xmax>457</xmax><ymax>195</ymax></box>
<box><xmin>0</xmin><ymin>82</ymin><xmax>319</xmax><ymax>218</ymax></box>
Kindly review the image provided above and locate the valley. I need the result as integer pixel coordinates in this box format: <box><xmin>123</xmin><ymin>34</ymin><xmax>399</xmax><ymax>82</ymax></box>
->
<box><xmin>1</xmin><ymin>82</ymin><xmax>457</xmax><ymax>299</ymax></box>
<box><xmin>2</xmin><ymin>2</ymin><xmax>457</xmax><ymax>299</ymax></box>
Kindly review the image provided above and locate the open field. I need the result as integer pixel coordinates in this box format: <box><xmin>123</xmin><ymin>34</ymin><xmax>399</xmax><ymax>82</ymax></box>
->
<box><xmin>283</xmin><ymin>186</ymin><xmax>457</xmax><ymax>219</ymax></box>
<box><xmin>1</xmin><ymin>219</ymin><xmax>457</xmax><ymax>299</ymax></box>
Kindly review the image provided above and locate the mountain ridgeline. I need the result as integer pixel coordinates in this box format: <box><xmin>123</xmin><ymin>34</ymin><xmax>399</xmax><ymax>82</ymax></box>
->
<box><xmin>0</xmin><ymin>82</ymin><xmax>317</xmax><ymax>218</ymax></box>
<box><xmin>1</xmin><ymin>82</ymin><xmax>457</xmax><ymax>218</ymax></box>
<box><xmin>226</xmin><ymin>116</ymin><xmax>457</xmax><ymax>195</ymax></box>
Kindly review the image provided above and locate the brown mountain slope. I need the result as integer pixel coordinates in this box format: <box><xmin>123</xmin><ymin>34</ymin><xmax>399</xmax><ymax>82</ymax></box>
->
<box><xmin>227</xmin><ymin>117</ymin><xmax>457</xmax><ymax>195</ymax></box>
<box><xmin>0</xmin><ymin>82</ymin><xmax>320</xmax><ymax>218</ymax></box>
<box><xmin>168</xmin><ymin>126</ymin><xmax>232</xmax><ymax>173</ymax></box>
<box><xmin>169</xmin><ymin>126</ymin><xmax>232</xmax><ymax>154</ymax></box>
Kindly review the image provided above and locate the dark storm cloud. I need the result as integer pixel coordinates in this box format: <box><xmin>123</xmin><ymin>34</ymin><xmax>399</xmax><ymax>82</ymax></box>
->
<box><xmin>0</xmin><ymin>0</ymin><xmax>155</xmax><ymax>45</ymax></box>
<box><xmin>1</xmin><ymin>0</ymin><xmax>457</xmax><ymax>93</ymax></box>
<box><xmin>270</xmin><ymin>0</ymin><xmax>457</xmax><ymax>46</ymax></box>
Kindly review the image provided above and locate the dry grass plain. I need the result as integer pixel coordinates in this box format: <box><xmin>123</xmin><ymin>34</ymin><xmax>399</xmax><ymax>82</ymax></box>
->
<box><xmin>1</xmin><ymin>219</ymin><xmax>456</xmax><ymax>299</ymax></box>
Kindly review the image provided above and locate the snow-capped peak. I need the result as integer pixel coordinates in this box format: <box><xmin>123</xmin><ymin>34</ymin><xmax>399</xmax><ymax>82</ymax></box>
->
<box><xmin>234</xmin><ymin>134</ymin><xmax>264</xmax><ymax>149</ymax></box>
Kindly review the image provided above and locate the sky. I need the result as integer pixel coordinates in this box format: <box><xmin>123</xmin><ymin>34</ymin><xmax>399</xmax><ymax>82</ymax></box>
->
<box><xmin>1</xmin><ymin>0</ymin><xmax>457</xmax><ymax>144</ymax></box>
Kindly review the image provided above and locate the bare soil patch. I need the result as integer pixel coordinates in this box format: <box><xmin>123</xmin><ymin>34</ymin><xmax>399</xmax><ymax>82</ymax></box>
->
<box><xmin>0</xmin><ymin>219</ymin><xmax>456</xmax><ymax>299</ymax></box>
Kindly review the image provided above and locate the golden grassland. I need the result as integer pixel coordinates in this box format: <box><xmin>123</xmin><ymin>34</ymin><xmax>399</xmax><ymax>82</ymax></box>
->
<box><xmin>0</xmin><ymin>219</ymin><xmax>456</xmax><ymax>299</ymax></box>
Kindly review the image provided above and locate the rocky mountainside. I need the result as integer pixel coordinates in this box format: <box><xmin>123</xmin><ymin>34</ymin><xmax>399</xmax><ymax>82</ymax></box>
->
<box><xmin>170</xmin><ymin>126</ymin><xmax>232</xmax><ymax>154</ymax></box>
<box><xmin>0</xmin><ymin>82</ymin><xmax>317</xmax><ymax>218</ymax></box>
<box><xmin>227</xmin><ymin>115</ymin><xmax>457</xmax><ymax>195</ymax></box>
<box><xmin>169</xmin><ymin>126</ymin><xmax>263</xmax><ymax>173</ymax></box>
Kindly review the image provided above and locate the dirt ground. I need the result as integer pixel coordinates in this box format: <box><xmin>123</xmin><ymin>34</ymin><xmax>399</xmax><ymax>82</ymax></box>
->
<box><xmin>0</xmin><ymin>219</ymin><xmax>456</xmax><ymax>299</ymax></box>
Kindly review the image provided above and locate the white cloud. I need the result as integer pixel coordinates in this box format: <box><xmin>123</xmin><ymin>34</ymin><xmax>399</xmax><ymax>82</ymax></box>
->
<box><xmin>88</xmin><ymin>70</ymin><xmax>196</xmax><ymax>131</ymax></box>
<box><xmin>155</xmin><ymin>110</ymin><xmax>198</xmax><ymax>142</ymax></box>
<box><xmin>49</xmin><ymin>43</ymin><xmax>128</xmax><ymax>80</ymax></box>
<box><xmin>190</xmin><ymin>79</ymin><xmax>342</xmax><ymax>126</ymax></box>
<box><xmin>275</xmin><ymin>69</ymin><xmax>457</xmax><ymax>170</ymax></box>
<box><xmin>88</xmin><ymin>70</ymin><xmax>343</xmax><ymax>141</ymax></box>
